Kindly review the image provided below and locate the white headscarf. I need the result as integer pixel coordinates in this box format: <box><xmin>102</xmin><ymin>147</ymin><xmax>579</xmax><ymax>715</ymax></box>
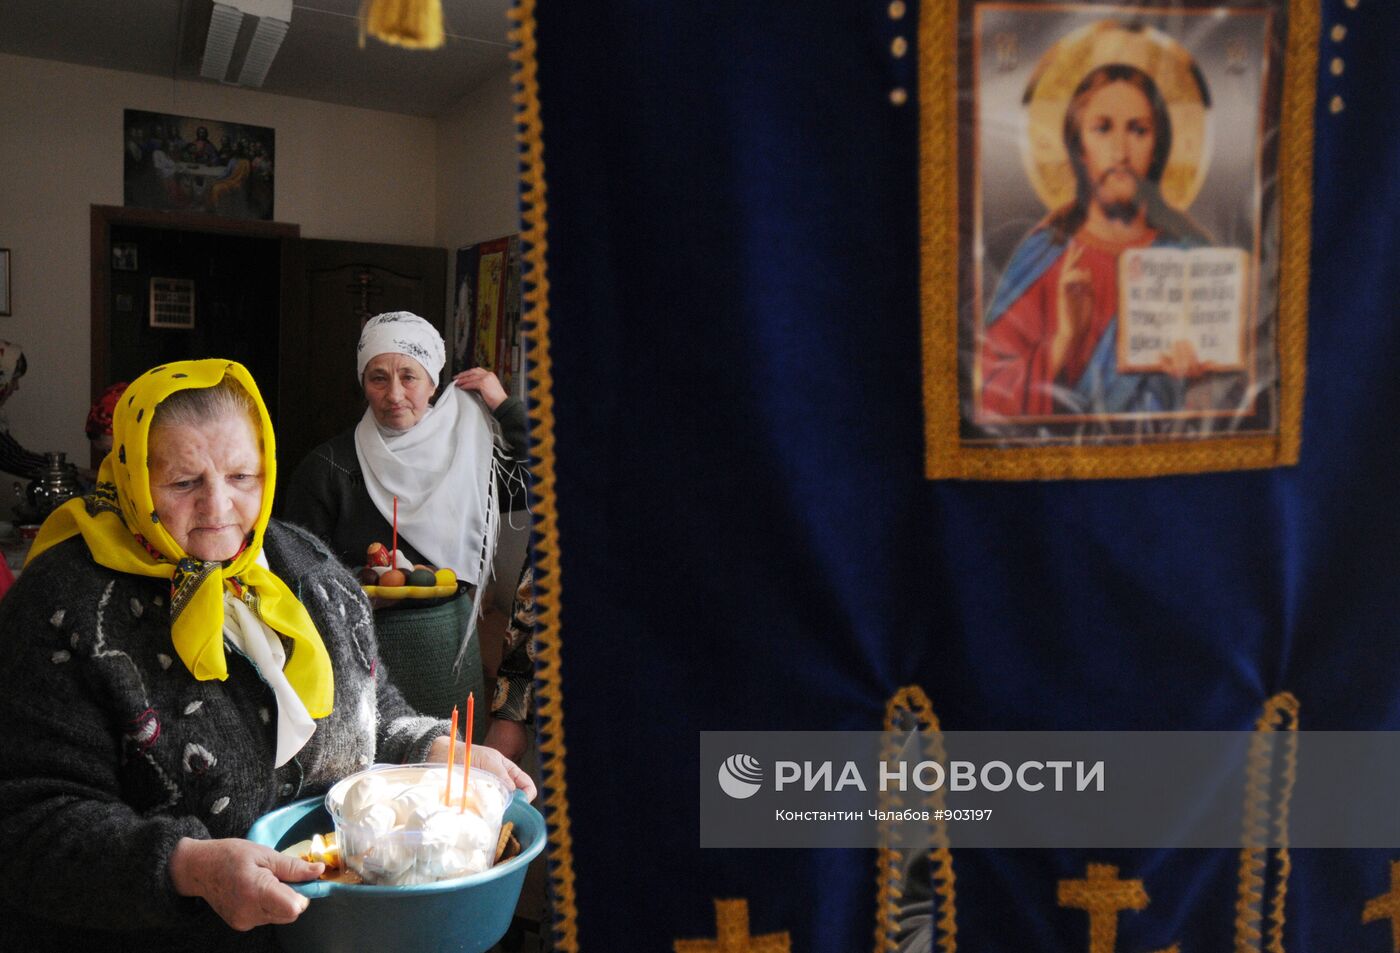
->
<box><xmin>355</xmin><ymin>312</ymin><xmax>445</xmax><ymax>383</ymax></box>
<box><xmin>352</xmin><ymin>313</ymin><xmax>499</xmax><ymax>588</ymax></box>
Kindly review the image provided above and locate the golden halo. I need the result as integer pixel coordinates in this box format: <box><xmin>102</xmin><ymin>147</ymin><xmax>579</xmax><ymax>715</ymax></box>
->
<box><xmin>1018</xmin><ymin>20</ymin><xmax>1212</xmax><ymax>212</ymax></box>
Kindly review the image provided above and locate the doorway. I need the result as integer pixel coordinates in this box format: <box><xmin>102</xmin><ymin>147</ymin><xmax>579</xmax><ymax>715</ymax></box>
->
<box><xmin>107</xmin><ymin>225</ymin><xmax>281</xmax><ymax>416</ymax></box>
<box><xmin>277</xmin><ymin>237</ymin><xmax>447</xmax><ymax>474</ymax></box>
<box><xmin>90</xmin><ymin>204</ymin><xmax>299</xmax><ymax>468</ymax></box>
<box><xmin>90</xmin><ymin>206</ymin><xmax>447</xmax><ymax>484</ymax></box>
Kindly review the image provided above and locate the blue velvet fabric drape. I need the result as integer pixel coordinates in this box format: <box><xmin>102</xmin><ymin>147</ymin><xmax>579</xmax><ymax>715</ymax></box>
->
<box><xmin>525</xmin><ymin>1</ymin><xmax>1400</xmax><ymax>949</ymax></box>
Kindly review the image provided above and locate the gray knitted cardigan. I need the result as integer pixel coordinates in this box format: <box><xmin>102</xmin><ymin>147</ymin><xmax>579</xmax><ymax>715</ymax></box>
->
<box><xmin>0</xmin><ymin>520</ymin><xmax>450</xmax><ymax>952</ymax></box>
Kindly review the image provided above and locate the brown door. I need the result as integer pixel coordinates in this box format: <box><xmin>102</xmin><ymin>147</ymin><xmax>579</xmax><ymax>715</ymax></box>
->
<box><xmin>277</xmin><ymin>238</ymin><xmax>447</xmax><ymax>482</ymax></box>
<box><xmin>89</xmin><ymin>205</ymin><xmax>299</xmax><ymax>469</ymax></box>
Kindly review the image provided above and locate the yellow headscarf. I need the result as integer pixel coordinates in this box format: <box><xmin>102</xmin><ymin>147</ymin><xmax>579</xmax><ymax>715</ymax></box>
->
<box><xmin>27</xmin><ymin>359</ymin><xmax>334</xmax><ymax>717</ymax></box>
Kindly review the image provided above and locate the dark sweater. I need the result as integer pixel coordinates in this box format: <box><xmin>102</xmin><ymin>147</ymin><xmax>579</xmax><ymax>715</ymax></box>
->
<box><xmin>0</xmin><ymin>521</ymin><xmax>449</xmax><ymax>952</ymax></box>
<box><xmin>281</xmin><ymin>396</ymin><xmax>529</xmax><ymax>572</ymax></box>
<box><xmin>0</xmin><ymin>427</ymin><xmax>44</xmax><ymax>480</ymax></box>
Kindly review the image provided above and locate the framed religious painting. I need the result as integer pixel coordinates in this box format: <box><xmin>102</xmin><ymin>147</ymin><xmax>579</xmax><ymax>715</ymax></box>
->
<box><xmin>452</xmin><ymin>236</ymin><xmax>523</xmax><ymax>395</ymax></box>
<box><xmin>123</xmin><ymin>109</ymin><xmax>276</xmax><ymax>220</ymax></box>
<box><xmin>921</xmin><ymin>0</ymin><xmax>1317</xmax><ymax>480</ymax></box>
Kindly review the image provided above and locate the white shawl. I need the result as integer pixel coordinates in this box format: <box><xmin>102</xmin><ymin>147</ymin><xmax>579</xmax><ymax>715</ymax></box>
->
<box><xmin>353</xmin><ymin>387</ymin><xmax>499</xmax><ymax>587</ymax></box>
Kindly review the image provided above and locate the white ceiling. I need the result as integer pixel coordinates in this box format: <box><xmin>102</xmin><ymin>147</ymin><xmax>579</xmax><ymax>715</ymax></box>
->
<box><xmin>0</xmin><ymin>0</ymin><xmax>514</xmax><ymax>117</ymax></box>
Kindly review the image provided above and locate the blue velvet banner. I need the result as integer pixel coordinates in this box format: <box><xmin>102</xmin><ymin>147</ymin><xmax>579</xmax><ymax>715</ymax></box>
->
<box><xmin>521</xmin><ymin>0</ymin><xmax>1400</xmax><ymax>949</ymax></box>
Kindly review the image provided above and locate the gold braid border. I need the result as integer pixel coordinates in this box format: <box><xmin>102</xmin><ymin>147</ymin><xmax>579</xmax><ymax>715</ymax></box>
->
<box><xmin>509</xmin><ymin>1</ymin><xmax>579</xmax><ymax>949</ymax></box>
<box><xmin>1234</xmin><ymin>692</ymin><xmax>1299</xmax><ymax>953</ymax></box>
<box><xmin>920</xmin><ymin>0</ymin><xmax>1317</xmax><ymax>481</ymax></box>
<box><xmin>1274</xmin><ymin>0</ymin><xmax>1320</xmax><ymax>472</ymax></box>
<box><xmin>918</xmin><ymin>0</ymin><xmax>961</xmax><ymax>480</ymax></box>
<box><xmin>874</xmin><ymin>686</ymin><xmax>958</xmax><ymax>953</ymax></box>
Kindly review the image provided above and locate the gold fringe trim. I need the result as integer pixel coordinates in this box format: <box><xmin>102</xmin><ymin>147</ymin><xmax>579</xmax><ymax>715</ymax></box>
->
<box><xmin>1274</xmin><ymin>0</ymin><xmax>1320</xmax><ymax>476</ymax></box>
<box><xmin>874</xmin><ymin>686</ymin><xmax>957</xmax><ymax>953</ymax></box>
<box><xmin>920</xmin><ymin>0</ymin><xmax>1317</xmax><ymax>481</ymax></box>
<box><xmin>1234</xmin><ymin>692</ymin><xmax>1299</xmax><ymax>953</ymax></box>
<box><xmin>926</xmin><ymin>438</ymin><xmax>1298</xmax><ymax>482</ymax></box>
<box><xmin>509</xmin><ymin>1</ymin><xmax>578</xmax><ymax>950</ymax></box>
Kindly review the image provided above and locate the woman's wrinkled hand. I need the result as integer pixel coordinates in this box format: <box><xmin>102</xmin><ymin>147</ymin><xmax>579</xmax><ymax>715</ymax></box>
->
<box><xmin>452</xmin><ymin>368</ymin><xmax>508</xmax><ymax>410</ymax></box>
<box><xmin>168</xmin><ymin>837</ymin><xmax>323</xmax><ymax>932</ymax></box>
<box><xmin>427</xmin><ymin>733</ymin><xmax>537</xmax><ymax>803</ymax></box>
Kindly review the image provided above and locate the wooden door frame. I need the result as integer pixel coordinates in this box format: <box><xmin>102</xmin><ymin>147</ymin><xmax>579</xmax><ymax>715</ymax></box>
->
<box><xmin>275</xmin><ymin>238</ymin><xmax>447</xmax><ymax>478</ymax></box>
<box><xmin>89</xmin><ymin>204</ymin><xmax>300</xmax><ymax>406</ymax></box>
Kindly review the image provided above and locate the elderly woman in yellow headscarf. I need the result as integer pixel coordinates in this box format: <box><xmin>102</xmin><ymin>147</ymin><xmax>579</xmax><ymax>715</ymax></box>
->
<box><xmin>0</xmin><ymin>359</ymin><xmax>532</xmax><ymax>953</ymax></box>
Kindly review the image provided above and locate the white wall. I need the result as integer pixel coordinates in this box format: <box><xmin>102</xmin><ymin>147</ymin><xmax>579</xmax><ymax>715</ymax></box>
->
<box><xmin>0</xmin><ymin>52</ymin><xmax>438</xmax><ymax>463</ymax></box>
<box><xmin>435</xmin><ymin>65</ymin><xmax>529</xmax><ymax>608</ymax></box>
<box><xmin>0</xmin><ymin>52</ymin><xmax>529</xmax><ymax>584</ymax></box>
<box><xmin>435</xmin><ymin>64</ymin><xmax>520</xmax><ymax>265</ymax></box>
<box><xmin>435</xmin><ymin>63</ymin><xmax>521</xmax><ymax>385</ymax></box>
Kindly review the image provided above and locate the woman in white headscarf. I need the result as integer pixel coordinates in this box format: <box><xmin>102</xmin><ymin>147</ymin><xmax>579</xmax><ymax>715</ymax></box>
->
<box><xmin>285</xmin><ymin>312</ymin><xmax>526</xmax><ymax>579</ymax></box>
<box><xmin>283</xmin><ymin>313</ymin><xmax>531</xmax><ymax>756</ymax></box>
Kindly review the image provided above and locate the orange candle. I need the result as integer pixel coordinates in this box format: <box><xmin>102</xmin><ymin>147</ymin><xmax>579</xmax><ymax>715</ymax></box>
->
<box><xmin>391</xmin><ymin>496</ymin><xmax>398</xmax><ymax>567</ymax></box>
<box><xmin>444</xmin><ymin>706</ymin><xmax>458</xmax><ymax>806</ymax></box>
<box><xmin>461</xmin><ymin>692</ymin><xmax>474</xmax><ymax>812</ymax></box>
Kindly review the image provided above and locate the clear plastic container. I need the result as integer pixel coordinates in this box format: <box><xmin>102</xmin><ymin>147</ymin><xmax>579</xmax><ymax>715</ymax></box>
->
<box><xmin>325</xmin><ymin>763</ymin><xmax>510</xmax><ymax>885</ymax></box>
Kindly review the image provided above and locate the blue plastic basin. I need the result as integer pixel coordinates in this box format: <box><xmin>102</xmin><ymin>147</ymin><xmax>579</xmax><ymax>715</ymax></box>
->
<box><xmin>247</xmin><ymin>790</ymin><xmax>545</xmax><ymax>953</ymax></box>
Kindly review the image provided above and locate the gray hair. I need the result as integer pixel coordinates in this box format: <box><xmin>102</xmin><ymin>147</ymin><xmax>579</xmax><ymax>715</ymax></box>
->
<box><xmin>150</xmin><ymin>378</ymin><xmax>260</xmax><ymax>434</ymax></box>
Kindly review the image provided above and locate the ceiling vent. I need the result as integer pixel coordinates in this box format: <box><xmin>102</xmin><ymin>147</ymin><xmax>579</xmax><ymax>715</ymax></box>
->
<box><xmin>199</xmin><ymin>0</ymin><xmax>293</xmax><ymax>88</ymax></box>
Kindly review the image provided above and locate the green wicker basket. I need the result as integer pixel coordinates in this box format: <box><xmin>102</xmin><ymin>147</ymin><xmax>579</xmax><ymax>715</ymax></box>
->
<box><xmin>373</xmin><ymin>587</ymin><xmax>486</xmax><ymax>739</ymax></box>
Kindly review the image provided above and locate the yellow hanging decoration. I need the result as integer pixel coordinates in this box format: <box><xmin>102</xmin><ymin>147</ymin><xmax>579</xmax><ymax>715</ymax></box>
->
<box><xmin>359</xmin><ymin>0</ymin><xmax>445</xmax><ymax>50</ymax></box>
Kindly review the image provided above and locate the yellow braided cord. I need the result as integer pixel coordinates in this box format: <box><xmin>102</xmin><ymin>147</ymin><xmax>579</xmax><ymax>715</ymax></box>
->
<box><xmin>509</xmin><ymin>1</ymin><xmax>578</xmax><ymax>948</ymax></box>
<box><xmin>1266</xmin><ymin>693</ymin><xmax>1300</xmax><ymax>953</ymax></box>
<box><xmin>1236</xmin><ymin>735</ymin><xmax>1269</xmax><ymax>949</ymax></box>
<box><xmin>874</xmin><ymin>695</ymin><xmax>912</xmax><ymax>953</ymax></box>
<box><xmin>1235</xmin><ymin>692</ymin><xmax>1300</xmax><ymax>953</ymax></box>
<box><xmin>873</xmin><ymin>846</ymin><xmax>904</xmax><ymax>953</ymax></box>
<box><xmin>875</xmin><ymin>686</ymin><xmax>958</xmax><ymax>953</ymax></box>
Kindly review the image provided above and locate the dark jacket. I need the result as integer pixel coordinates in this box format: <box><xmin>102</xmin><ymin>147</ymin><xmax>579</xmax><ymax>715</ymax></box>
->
<box><xmin>0</xmin><ymin>521</ymin><xmax>448</xmax><ymax>952</ymax></box>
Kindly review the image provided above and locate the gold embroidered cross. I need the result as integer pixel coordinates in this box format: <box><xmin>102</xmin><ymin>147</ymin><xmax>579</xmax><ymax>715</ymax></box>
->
<box><xmin>1058</xmin><ymin>863</ymin><xmax>1178</xmax><ymax>953</ymax></box>
<box><xmin>674</xmin><ymin>898</ymin><xmax>790</xmax><ymax>953</ymax></box>
<box><xmin>1363</xmin><ymin>859</ymin><xmax>1400</xmax><ymax>952</ymax></box>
